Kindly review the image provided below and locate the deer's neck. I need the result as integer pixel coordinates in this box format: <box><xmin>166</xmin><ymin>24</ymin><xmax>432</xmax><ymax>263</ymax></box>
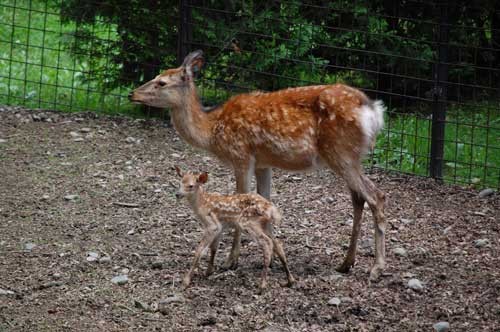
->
<box><xmin>170</xmin><ymin>84</ymin><xmax>215</xmax><ymax>150</ymax></box>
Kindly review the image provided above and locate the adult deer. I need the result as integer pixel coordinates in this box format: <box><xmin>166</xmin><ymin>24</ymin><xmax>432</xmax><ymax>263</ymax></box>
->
<box><xmin>129</xmin><ymin>50</ymin><xmax>386</xmax><ymax>280</ymax></box>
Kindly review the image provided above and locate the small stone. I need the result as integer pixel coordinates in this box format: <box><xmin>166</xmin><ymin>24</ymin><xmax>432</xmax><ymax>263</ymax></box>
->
<box><xmin>408</xmin><ymin>278</ymin><xmax>423</xmax><ymax>291</ymax></box>
<box><xmin>443</xmin><ymin>226</ymin><xmax>453</xmax><ymax>234</ymax></box>
<box><xmin>41</xmin><ymin>194</ymin><xmax>50</xmax><ymax>201</ymax></box>
<box><xmin>328</xmin><ymin>297</ymin><xmax>341</xmax><ymax>306</ymax></box>
<box><xmin>24</xmin><ymin>242</ymin><xmax>36</xmax><ymax>251</ymax></box>
<box><xmin>32</xmin><ymin>114</ymin><xmax>41</xmax><ymax>121</ymax></box>
<box><xmin>394</xmin><ymin>247</ymin><xmax>408</xmax><ymax>257</ymax></box>
<box><xmin>401</xmin><ymin>218</ymin><xmax>414</xmax><ymax>225</ymax></box>
<box><xmin>127</xmin><ymin>229</ymin><xmax>135</xmax><ymax>235</ymax></box>
<box><xmin>134</xmin><ymin>300</ymin><xmax>151</xmax><ymax>312</ymax></box>
<box><xmin>80</xmin><ymin>127</ymin><xmax>91</xmax><ymax>133</ymax></box>
<box><xmin>69</xmin><ymin>131</ymin><xmax>81</xmax><ymax>138</ymax></box>
<box><xmin>291</xmin><ymin>176</ymin><xmax>302</xmax><ymax>181</ymax></box>
<box><xmin>99</xmin><ymin>256</ymin><xmax>111</xmax><ymax>264</ymax></box>
<box><xmin>125</xmin><ymin>137</ymin><xmax>136</xmax><ymax>144</ymax></box>
<box><xmin>232</xmin><ymin>304</ymin><xmax>245</xmax><ymax>315</ymax></box>
<box><xmin>154</xmin><ymin>188</ymin><xmax>162</xmax><ymax>193</ymax></box>
<box><xmin>471</xmin><ymin>177</ymin><xmax>481</xmax><ymax>184</ymax></box>
<box><xmin>0</xmin><ymin>288</ymin><xmax>15</xmax><ymax>296</ymax></box>
<box><xmin>151</xmin><ymin>261</ymin><xmax>163</xmax><ymax>269</ymax></box>
<box><xmin>0</xmin><ymin>138</ymin><xmax>7</xmax><ymax>144</ymax></box>
<box><xmin>325</xmin><ymin>197</ymin><xmax>335</xmax><ymax>203</ymax></box>
<box><xmin>87</xmin><ymin>252</ymin><xmax>99</xmax><ymax>262</ymax></box>
<box><xmin>64</xmin><ymin>194</ymin><xmax>79</xmax><ymax>201</ymax></box>
<box><xmin>158</xmin><ymin>295</ymin><xmax>184</xmax><ymax>313</ymax></box>
<box><xmin>199</xmin><ymin>316</ymin><xmax>217</xmax><ymax>326</ymax></box>
<box><xmin>478</xmin><ymin>188</ymin><xmax>494</xmax><ymax>198</ymax></box>
<box><xmin>52</xmin><ymin>273</ymin><xmax>62</xmax><ymax>279</ymax></box>
<box><xmin>73</xmin><ymin>137</ymin><xmax>84</xmax><ymax>142</ymax></box>
<box><xmin>433</xmin><ymin>321</ymin><xmax>450</xmax><ymax>332</ymax></box>
<box><xmin>170</xmin><ymin>153</ymin><xmax>181</xmax><ymax>158</ymax></box>
<box><xmin>111</xmin><ymin>275</ymin><xmax>128</xmax><ymax>285</ymax></box>
<box><xmin>474</xmin><ymin>239</ymin><xmax>490</xmax><ymax>248</ymax></box>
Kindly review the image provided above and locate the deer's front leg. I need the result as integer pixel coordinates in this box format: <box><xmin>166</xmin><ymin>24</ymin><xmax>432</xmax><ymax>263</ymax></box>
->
<box><xmin>256</xmin><ymin>168</ymin><xmax>272</xmax><ymax>200</ymax></box>
<box><xmin>223</xmin><ymin>163</ymin><xmax>252</xmax><ymax>270</ymax></box>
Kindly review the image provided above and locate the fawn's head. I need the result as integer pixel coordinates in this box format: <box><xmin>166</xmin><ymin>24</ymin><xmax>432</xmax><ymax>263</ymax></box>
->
<box><xmin>174</xmin><ymin>166</ymin><xmax>208</xmax><ymax>199</ymax></box>
<box><xmin>128</xmin><ymin>50</ymin><xmax>204</xmax><ymax>108</ymax></box>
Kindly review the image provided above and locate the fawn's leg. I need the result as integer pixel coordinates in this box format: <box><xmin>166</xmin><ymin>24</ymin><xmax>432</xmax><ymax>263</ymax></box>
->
<box><xmin>183</xmin><ymin>230</ymin><xmax>217</xmax><ymax>289</ymax></box>
<box><xmin>224</xmin><ymin>164</ymin><xmax>252</xmax><ymax>269</ymax></box>
<box><xmin>256</xmin><ymin>168</ymin><xmax>272</xmax><ymax>200</ymax></box>
<box><xmin>247</xmin><ymin>222</ymin><xmax>273</xmax><ymax>291</ymax></box>
<box><xmin>206</xmin><ymin>230</ymin><xmax>222</xmax><ymax>277</ymax></box>
<box><xmin>271</xmin><ymin>238</ymin><xmax>295</xmax><ymax>287</ymax></box>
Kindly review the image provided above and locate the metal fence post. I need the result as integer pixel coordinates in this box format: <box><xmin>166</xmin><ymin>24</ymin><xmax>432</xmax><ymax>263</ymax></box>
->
<box><xmin>177</xmin><ymin>0</ymin><xmax>192</xmax><ymax>65</ymax></box>
<box><xmin>429</xmin><ymin>1</ymin><xmax>450</xmax><ymax>180</ymax></box>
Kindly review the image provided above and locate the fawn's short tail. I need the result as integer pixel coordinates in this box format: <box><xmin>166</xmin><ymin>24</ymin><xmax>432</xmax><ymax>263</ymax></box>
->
<box><xmin>269</xmin><ymin>206</ymin><xmax>282</xmax><ymax>226</ymax></box>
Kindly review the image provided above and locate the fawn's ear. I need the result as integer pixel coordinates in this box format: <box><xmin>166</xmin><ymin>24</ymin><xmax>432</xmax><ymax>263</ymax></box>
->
<box><xmin>197</xmin><ymin>172</ymin><xmax>208</xmax><ymax>184</ymax></box>
<box><xmin>174</xmin><ymin>166</ymin><xmax>183</xmax><ymax>177</ymax></box>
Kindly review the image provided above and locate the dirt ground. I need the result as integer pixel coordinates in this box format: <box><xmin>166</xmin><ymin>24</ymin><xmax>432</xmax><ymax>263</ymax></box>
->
<box><xmin>0</xmin><ymin>106</ymin><xmax>499</xmax><ymax>332</ymax></box>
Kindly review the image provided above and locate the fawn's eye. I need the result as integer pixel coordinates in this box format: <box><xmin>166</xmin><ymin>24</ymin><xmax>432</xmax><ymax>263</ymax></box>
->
<box><xmin>158</xmin><ymin>80</ymin><xmax>166</xmax><ymax>87</ymax></box>
<box><xmin>188</xmin><ymin>185</ymin><xmax>194</xmax><ymax>189</ymax></box>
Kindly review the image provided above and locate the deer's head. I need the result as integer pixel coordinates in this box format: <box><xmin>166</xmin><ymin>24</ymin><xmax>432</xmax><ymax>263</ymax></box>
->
<box><xmin>128</xmin><ymin>50</ymin><xmax>204</xmax><ymax>108</ymax></box>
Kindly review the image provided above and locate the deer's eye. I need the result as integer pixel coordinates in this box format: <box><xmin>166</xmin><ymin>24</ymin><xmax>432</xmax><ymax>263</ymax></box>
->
<box><xmin>158</xmin><ymin>80</ymin><xmax>167</xmax><ymax>87</ymax></box>
<box><xmin>188</xmin><ymin>185</ymin><xmax>194</xmax><ymax>189</ymax></box>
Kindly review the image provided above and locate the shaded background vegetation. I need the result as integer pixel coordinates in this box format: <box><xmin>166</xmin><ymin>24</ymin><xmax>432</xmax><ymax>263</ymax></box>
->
<box><xmin>0</xmin><ymin>0</ymin><xmax>499</xmax><ymax>188</ymax></box>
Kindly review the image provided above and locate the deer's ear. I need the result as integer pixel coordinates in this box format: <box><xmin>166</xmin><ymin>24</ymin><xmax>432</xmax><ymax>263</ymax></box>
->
<box><xmin>181</xmin><ymin>50</ymin><xmax>204</xmax><ymax>78</ymax></box>
<box><xmin>174</xmin><ymin>166</ymin><xmax>183</xmax><ymax>177</ymax></box>
<box><xmin>197</xmin><ymin>172</ymin><xmax>208</xmax><ymax>184</ymax></box>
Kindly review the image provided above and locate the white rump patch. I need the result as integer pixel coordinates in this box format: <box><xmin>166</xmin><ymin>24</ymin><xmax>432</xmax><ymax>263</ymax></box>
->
<box><xmin>358</xmin><ymin>100</ymin><xmax>385</xmax><ymax>150</ymax></box>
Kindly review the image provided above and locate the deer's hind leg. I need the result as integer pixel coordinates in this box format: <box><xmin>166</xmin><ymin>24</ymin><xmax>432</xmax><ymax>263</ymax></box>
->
<box><xmin>318</xmin><ymin>121</ymin><xmax>386</xmax><ymax>280</ymax></box>
<box><xmin>333</xmin><ymin>164</ymin><xmax>386</xmax><ymax>280</ymax></box>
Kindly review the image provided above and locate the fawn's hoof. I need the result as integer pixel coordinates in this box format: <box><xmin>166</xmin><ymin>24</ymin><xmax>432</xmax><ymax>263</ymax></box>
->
<box><xmin>181</xmin><ymin>276</ymin><xmax>191</xmax><ymax>290</ymax></box>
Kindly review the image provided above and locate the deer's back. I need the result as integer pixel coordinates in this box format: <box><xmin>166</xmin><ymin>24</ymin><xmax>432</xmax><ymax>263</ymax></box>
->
<box><xmin>211</xmin><ymin>85</ymin><xmax>334</xmax><ymax>169</ymax></box>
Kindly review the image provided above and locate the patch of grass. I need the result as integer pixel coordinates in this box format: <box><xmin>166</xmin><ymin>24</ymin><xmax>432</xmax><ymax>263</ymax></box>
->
<box><xmin>0</xmin><ymin>1</ymin><xmax>137</xmax><ymax>115</ymax></box>
<box><xmin>372</xmin><ymin>102</ymin><xmax>500</xmax><ymax>188</ymax></box>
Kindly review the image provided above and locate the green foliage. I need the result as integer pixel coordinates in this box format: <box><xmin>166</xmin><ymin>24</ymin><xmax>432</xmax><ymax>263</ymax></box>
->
<box><xmin>59</xmin><ymin>0</ymin><xmax>178</xmax><ymax>90</ymax></box>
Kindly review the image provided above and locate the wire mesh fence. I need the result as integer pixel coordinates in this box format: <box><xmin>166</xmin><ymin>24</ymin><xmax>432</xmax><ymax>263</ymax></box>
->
<box><xmin>1</xmin><ymin>0</ymin><xmax>499</xmax><ymax>189</ymax></box>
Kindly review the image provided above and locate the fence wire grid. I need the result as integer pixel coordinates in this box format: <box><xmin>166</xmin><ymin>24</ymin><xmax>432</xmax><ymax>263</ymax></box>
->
<box><xmin>1</xmin><ymin>0</ymin><xmax>499</xmax><ymax>189</ymax></box>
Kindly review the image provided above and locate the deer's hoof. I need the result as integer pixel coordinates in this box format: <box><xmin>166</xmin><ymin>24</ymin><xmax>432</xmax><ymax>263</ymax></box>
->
<box><xmin>222</xmin><ymin>259</ymin><xmax>238</xmax><ymax>271</ymax></box>
<box><xmin>369</xmin><ymin>264</ymin><xmax>384</xmax><ymax>282</ymax></box>
<box><xmin>336</xmin><ymin>261</ymin><xmax>353</xmax><ymax>274</ymax></box>
<box><xmin>205</xmin><ymin>267</ymin><xmax>215</xmax><ymax>277</ymax></box>
<box><xmin>281</xmin><ymin>277</ymin><xmax>296</xmax><ymax>288</ymax></box>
